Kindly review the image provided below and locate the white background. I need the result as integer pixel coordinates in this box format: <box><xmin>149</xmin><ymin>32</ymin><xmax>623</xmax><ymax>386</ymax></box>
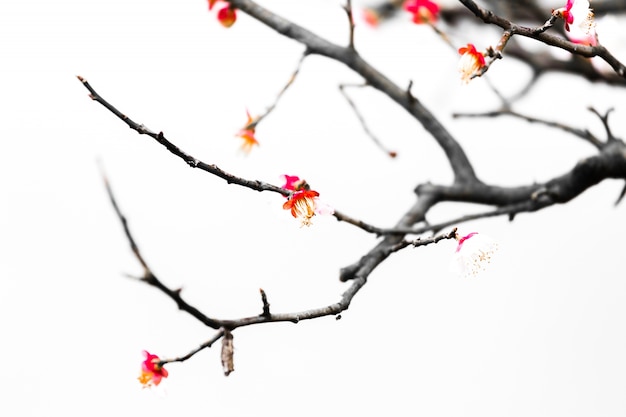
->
<box><xmin>2</xmin><ymin>0</ymin><xmax>626</xmax><ymax>416</ymax></box>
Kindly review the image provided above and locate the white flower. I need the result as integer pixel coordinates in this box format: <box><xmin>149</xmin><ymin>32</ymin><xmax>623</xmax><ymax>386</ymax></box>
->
<box><xmin>450</xmin><ymin>232</ymin><xmax>498</xmax><ymax>278</ymax></box>
<box><xmin>457</xmin><ymin>43</ymin><xmax>485</xmax><ymax>84</ymax></box>
<box><xmin>555</xmin><ymin>0</ymin><xmax>598</xmax><ymax>46</ymax></box>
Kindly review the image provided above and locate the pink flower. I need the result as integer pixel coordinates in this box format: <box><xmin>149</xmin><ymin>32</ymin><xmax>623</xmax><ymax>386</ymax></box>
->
<box><xmin>282</xmin><ymin>175</ymin><xmax>303</xmax><ymax>191</ymax></box>
<box><xmin>217</xmin><ymin>5</ymin><xmax>237</xmax><ymax>28</ymax></box>
<box><xmin>457</xmin><ymin>43</ymin><xmax>486</xmax><ymax>83</ymax></box>
<box><xmin>554</xmin><ymin>0</ymin><xmax>597</xmax><ymax>46</ymax></box>
<box><xmin>281</xmin><ymin>175</ymin><xmax>333</xmax><ymax>227</ymax></box>
<box><xmin>404</xmin><ymin>0</ymin><xmax>440</xmax><ymax>24</ymax></box>
<box><xmin>451</xmin><ymin>232</ymin><xmax>498</xmax><ymax>278</ymax></box>
<box><xmin>138</xmin><ymin>350</ymin><xmax>169</xmax><ymax>388</ymax></box>
<box><xmin>207</xmin><ymin>0</ymin><xmax>237</xmax><ymax>28</ymax></box>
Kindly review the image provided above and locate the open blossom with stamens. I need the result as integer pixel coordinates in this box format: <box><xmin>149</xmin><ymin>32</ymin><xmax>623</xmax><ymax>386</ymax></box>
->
<box><xmin>451</xmin><ymin>232</ymin><xmax>498</xmax><ymax>278</ymax></box>
<box><xmin>235</xmin><ymin>110</ymin><xmax>259</xmax><ymax>154</ymax></box>
<box><xmin>138</xmin><ymin>350</ymin><xmax>169</xmax><ymax>388</ymax></box>
<box><xmin>281</xmin><ymin>175</ymin><xmax>333</xmax><ymax>227</ymax></box>
<box><xmin>457</xmin><ymin>43</ymin><xmax>486</xmax><ymax>83</ymax></box>
<box><xmin>404</xmin><ymin>0</ymin><xmax>439</xmax><ymax>24</ymax></box>
<box><xmin>554</xmin><ymin>0</ymin><xmax>597</xmax><ymax>46</ymax></box>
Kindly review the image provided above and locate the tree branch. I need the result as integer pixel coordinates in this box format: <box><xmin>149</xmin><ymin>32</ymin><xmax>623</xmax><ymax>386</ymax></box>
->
<box><xmin>457</xmin><ymin>0</ymin><xmax>626</xmax><ymax>77</ymax></box>
<box><xmin>79</xmin><ymin>76</ymin><xmax>291</xmax><ymax>198</ymax></box>
<box><xmin>227</xmin><ymin>0</ymin><xmax>479</xmax><ymax>185</ymax></box>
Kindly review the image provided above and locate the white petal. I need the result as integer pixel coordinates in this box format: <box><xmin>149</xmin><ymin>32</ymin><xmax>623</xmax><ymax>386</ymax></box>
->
<box><xmin>450</xmin><ymin>234</ymin><xmax>498</xmax><ymax>278</ymax></box>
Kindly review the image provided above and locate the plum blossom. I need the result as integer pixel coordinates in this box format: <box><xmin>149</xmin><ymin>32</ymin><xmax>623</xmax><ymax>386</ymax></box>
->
<box><xmin>554</xmin><ymin>0</ymin><xmax>597</xmax><ymax>46</ymax></box>
<box><xmin>361</xmin><ymin>8</ymin><xmax>381</xmax><ymax>27</ymax></box>
<box><xmin>138</xmin><ymin>350</ymin><xmax>169</xmax><ymax>388</ymax></box>
<box><xmin>451</xmin><ymin>232</ymin><xmax>498</xmax><ymax>278</ymax></box>
<box><xmin>457</xmin><ymin>43</ymin><xmax>485</xmax><ymax>83</ymax></box>
<box><xmin>235</xmin><ymin>110</ymin><xmax>259</xmax><ymax>154</ymax></box>
<box><xmin>208</xmin><ymin>0</ymin><xmax>237</xmax><ymax>28</ymax></box>
<box><xmin>281</xmin><ymin>175</ymin><xmax>333</xmax><ymax>227</ymax></box>
<box><xmin>404</xmin><ymin>0</ymin><xmax>440</xmax><ymax>24</ymax></box>
<box><xmin>217</xmin><ymin>6</ymin><xmax>236</xmax><ymax>27</ymax></box>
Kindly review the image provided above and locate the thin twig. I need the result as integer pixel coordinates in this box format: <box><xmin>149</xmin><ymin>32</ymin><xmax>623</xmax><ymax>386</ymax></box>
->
<box><xmin>160</xmin><ymin>330</ymin><xmax>226</xmax><ymax>366</ymax></box>
<box><xmin>343</xmin><ymin>0</ymin><xmax>356</xmax><ymax>50</ymax></box>
<box><xmin>339</xmin><ymin>83</ymin><xmax>397</xmax><ymax>158</ymax></box>
<box><xmin>98</xmin><ymin>164</ymin><xmax>224</xmax><ymax>329</ymax></box>
<box><xmin>453</xmin><ymin>108</ymin><xmax>604</xmax><ymax>149</ymax></box>
<box><xmin>245</xmin><ymin>53</ymin><xmax>308</xmax><ymax>131</ymax></box>
<box><xmin>78</xmin><ymin>76</ymin><xmax>291</xmax><ymax>198</ymax></box>
<box><xmin>385</xmin><ymin>228</ymin><xmax>457</xmax><ymax>255</ymax></box>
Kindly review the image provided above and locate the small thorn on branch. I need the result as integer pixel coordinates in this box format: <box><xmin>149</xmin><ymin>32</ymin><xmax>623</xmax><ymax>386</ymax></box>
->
<box><xmin>259</xmin><ymin>288</ymin><xmax>271</xmax><ymax>317</ymax></box>
<box><xmin>615</xmin><ymin>181</ymin><xmax>626</xmax><ymax>206</ymax></box>
<box><xmin>406</xmin><ymin>80</ymin><xmax>415</xmax><ymax>104</ymax></box>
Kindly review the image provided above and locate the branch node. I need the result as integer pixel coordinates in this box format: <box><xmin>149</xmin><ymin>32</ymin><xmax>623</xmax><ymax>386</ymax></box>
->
<box><xmin>588</xmin><ymin>107</ymin><xmax>617</xmax><ymax>143</ymax></box>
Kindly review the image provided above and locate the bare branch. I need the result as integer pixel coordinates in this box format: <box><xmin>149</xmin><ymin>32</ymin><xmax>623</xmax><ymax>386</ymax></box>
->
<box><xmin>453</xmin><ymin>108</ymin><xmax>605</xmax><ymax>149</ymax></box>
<box><xmin>99</xmin><ymin>160</ymin><xmax>452</xmax><ymax>332</ymax></box>
<box><xmin>246</xmin><ymin>52</ymin><xmax>308</xmax><ymax>131</ymax></box>
<box><xmin>386</xmin><ymin>228</ymin><xmax>458</xmax><ymax>255</ymax></box>
<box><xmin>339</xmin><ymin>83</ymin><xmax>397</xmax><ymax>158</ymax></box>
<box><xmin>78</xmin><ymin>76</ymin><xmax>291</xmax><ymax>198</ymax></box>
<box><xmin>227</xmin><ymin>0</ymin><xmax>479</xmax><ymax>184</ymax></box>
<box><xmin>342</xmin><ymin>0</ymin><xmax>356</xmax><ymax>50</ymax></box>
<box><xmin>339</xmin><ymin>193</ymin><xmax>439</xmax><ymax>281</ymax></box>
<box><xmin>160</xmin><ymin>330</ymin><xmax>225</xmax><ymax>367</ymax></box>
<box><xmin>99</xmin><ymin>164</ymin><xmax>223</xmax><ymax>329</ymax></box>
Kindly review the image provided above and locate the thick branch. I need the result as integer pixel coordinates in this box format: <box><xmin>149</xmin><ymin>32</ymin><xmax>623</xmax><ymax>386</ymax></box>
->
<box><xmin>339</xmin><ymin>193</ymin><xmax>439</xmax><ymax>281</ymax></box>
<box><xmin>102</xmin><ymin>164</ymin><xmax>457</xmax><ymax>331</ymax></box>
<box><xmin>340</xmin><ymin>124</ymin><xmax>626</xmax><ymax>279</ymax></box>
<box><xmin>416</xmin><ymin>140</ymin><xmax>626</xmax><ymax>208</ymax></box>
<box><xmin>228</xmin><ymin>0</ymin><xmax>479</xmax><ymax>184</ymax></box>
